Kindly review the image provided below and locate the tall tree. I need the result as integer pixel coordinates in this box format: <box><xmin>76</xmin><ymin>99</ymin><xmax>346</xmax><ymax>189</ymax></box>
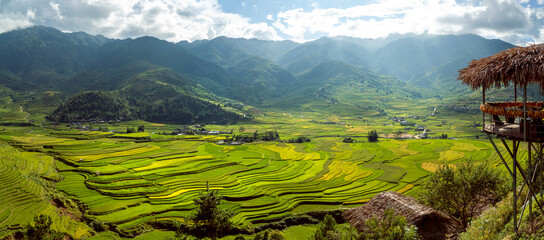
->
<box><xmin>418</xmin><ymin>161</ymin><xmax>508</xmax><ymax>228</ymax></box>
<box><xmin>192</xmin><ymin>190</ymin><xmax>233</xmax><ymax>239</ymax></box>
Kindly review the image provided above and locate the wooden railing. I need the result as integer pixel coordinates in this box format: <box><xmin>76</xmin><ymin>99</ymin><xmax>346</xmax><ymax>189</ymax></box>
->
<box><xmin>482</xmin><ymin>102</ymin><xmax>544</xmax><ymax>141</ymax></box>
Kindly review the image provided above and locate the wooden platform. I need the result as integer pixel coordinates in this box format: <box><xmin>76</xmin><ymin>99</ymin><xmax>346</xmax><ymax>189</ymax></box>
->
<box><xmin>484</xmin><ymin>122</ymin><xmax>544</xmax><ymax>142</ymax></box>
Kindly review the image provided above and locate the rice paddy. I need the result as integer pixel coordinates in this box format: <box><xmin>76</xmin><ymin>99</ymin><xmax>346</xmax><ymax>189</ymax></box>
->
<box><xmin>0</xmin><ymin>94</ymin><xmax>518</xmax><ymax>238</ymax></box>
<box><xmin>0</xmin><ymin>129</ymin><xmax>509</xmax><ymax>234</ymax></box>
<box><xmin>0</xmin><ymin>142</ymin><xmax>92</xmax><ymax>239</ymax></box>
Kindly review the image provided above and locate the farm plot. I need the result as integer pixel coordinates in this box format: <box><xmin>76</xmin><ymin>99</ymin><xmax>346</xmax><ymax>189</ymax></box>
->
<box><xmin>0</xmin><ymin>142</ymin><xmax>92</xmax><ymax>238</ymax></box>
<box><xmin>2</xmin><ymin>132</ymin><xmax>505</xmax><ymax>232</ymax></box>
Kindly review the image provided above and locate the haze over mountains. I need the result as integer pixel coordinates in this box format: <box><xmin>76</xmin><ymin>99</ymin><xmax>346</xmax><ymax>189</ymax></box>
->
<box><xmin>0</xmin><ymin>26</ymin><xmax>515</xmax><ymax>123</ymax></box>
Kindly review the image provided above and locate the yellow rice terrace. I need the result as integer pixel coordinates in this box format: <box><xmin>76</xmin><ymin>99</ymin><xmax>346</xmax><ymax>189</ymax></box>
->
<box><xmin>0</xmin><ymin>130</ymin><xmax>505</xmax><ymax>233</ymax></box>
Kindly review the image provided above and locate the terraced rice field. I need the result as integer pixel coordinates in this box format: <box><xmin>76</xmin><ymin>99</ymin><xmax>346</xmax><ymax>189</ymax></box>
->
<box><xmin>0</xmin><ymin>130</ymin><xmax>512</xmax><ymax>233</ymax></box>
<box><xmin>0</xmin><ymin>142</ymin><xmax>91</xmax><ymax>238</ymax></box>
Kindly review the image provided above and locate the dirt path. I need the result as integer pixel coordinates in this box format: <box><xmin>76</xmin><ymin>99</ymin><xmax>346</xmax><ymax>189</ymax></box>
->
<box><xmin>18</xmin><ymin>105</ymin><xmax>30</xmax><ymax>121</ymax></box>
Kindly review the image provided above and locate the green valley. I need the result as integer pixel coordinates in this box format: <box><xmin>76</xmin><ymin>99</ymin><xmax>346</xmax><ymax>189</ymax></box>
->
<box><xmin>0</xmin><ymin>25</ymin><xmax>532</xmax><ymax>239</ymax></box>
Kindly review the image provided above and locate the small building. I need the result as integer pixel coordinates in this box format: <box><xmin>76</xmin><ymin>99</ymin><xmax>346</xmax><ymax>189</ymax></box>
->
<box><xmin>343</xmin><ymin>191</ymin><xmax>462</xmax><ymax>240</ymax></box>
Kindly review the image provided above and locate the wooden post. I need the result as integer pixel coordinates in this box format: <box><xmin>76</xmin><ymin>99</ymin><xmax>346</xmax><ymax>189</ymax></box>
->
<box><xmin>524</xmin><ymin>85</ymin><xmax>527</xmax><ymax>142</ymax></box>
<box><xmin>514</xmin><ymin>140</ymin><xmax>518</xmax><ymax>234</ymax></box>
<box><xmin>529</xmin><ymin>141</ymin><xmax>532</xmax><ymax>223</ymax></box>
<box><xmin>483</xmin><ymin>88</ymin><xmax>486</xmax><ymax>131</ymax></box>
<box><xmin>541</xmin><ymin>143</ymin><xmax>544</xmax><ymax>195</ymax></box>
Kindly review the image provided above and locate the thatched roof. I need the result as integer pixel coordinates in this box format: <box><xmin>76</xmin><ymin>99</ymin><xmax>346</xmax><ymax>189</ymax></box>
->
<box><xmin>343</xmin><ymin>191</ymin><xmax>462</xmax><ymax>240</ymax></box>
<box><xmin>458</xmin><ymin>44</ymin><xmax>544</xmax><ymax>91</ymax></box>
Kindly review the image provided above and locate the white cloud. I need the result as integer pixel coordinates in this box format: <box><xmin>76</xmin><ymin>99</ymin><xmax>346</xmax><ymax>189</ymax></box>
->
<box><xmin>0</xmin><ymin>0</ymin><xmax>543</xmax><ymax>45</ymax></box>
<box><xmin>26</xmin><ymin>8</ymin><xmax>36</xmax><ymax>19</ymax></box>
<box><xmin>273</xmin><ymin>0</ymin><xmax>540</xmax><ymax>44</ymax></box>
<box><xmin>0</xmin><ymin>0</ymin><xmax>279</xmax><ymax>42</ymax></box>
<box><xmin>0</xmin><ymin>12</ymin><xmax>32</xmax><ymax>33</ymax></box>
<box><xmin>49</xmin><ymin>1</ymin><xmax>64</xmax><ymax>20</ymax></box>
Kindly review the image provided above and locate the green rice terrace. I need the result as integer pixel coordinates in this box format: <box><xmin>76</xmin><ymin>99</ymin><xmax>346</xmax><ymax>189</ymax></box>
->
<box><xmin>0</xmin><ymin>120</ymin><xmax>517</xmax><ymax>239</ymax></box>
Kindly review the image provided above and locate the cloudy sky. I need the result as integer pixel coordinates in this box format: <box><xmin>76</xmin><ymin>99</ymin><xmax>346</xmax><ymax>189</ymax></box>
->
<box><xmin>0</xmin><ymin>0</ymin><xmax>543</xmax><ymax>45</ymax></box>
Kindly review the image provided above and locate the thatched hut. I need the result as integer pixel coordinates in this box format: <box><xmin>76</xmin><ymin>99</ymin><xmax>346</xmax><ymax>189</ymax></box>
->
<box><xmin>459</xmin><ymin>44</ymin><xmax>544</xmax><ymax>92</ymax></box>
<box><xmin>458</xmin><ymin>44</ymin><xmax>544</xmax><ymax>141</ymax></box>
<box><xmin>343</xmin><ymin>191</ymin><xmax>462</xmax><ymax>240</ymax></box>
<box><xmin>458</xmin><ymin>44</ymin><xmax>544</xmax><ymax>233</ymax></box>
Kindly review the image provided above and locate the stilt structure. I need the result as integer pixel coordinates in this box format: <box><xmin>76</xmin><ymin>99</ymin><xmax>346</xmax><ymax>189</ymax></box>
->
<box><xmin>459</xmin><ymin>44</ymin><xmax>544</xmax><ymax>233</ymax></box>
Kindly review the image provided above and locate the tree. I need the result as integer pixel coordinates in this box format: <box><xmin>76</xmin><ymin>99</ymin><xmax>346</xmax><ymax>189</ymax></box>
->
<box><xmin>361</xmin><ymin>208</ymin><xmax>419</xmax><ymax>240</ymax></box>
<box><xmin>254</xmin><ymin>229</ymin><xmax>285</xmax><ymax>240</ymax></box>
<box><xmin>25</xmin><ymin>214</ymin><xmax>64</xmax><ymax>240</ymax></box>
<box><xmin>312</xmin><ymin>214</ymin><xmax>337</xmax><ymax>240</ymax></box>
<box><xmin>239</xmin><ymin>126</ymin><xmax>246</xmax><ymax>133</ymax></box>
<box><xmin>418</xmin><ymin>160</ymin><xmax>508</xmax><ymax>228</ymax></box>
<box><xmin>311</xmin><ymin>214</ymin><xmax>358</xmax><ymax>240</ymax></box>
<box><xmin>126</xmin><ymin>127</ymin><xmax>136</xmax><ymax>133</ymax></box>
<box><xmin>192</xmin><ymin>190</ymin><xmax>233</xmax><ymax>239</ymax></box>
<box><xmin>368</xmin><ymin>130</ymin><xmax>378</xmax><ymax>142</ymax></box>
<box><xmin>137</xmin><ymin>125</ymin><xmax>145</xmax><ymax>132</ymax></box>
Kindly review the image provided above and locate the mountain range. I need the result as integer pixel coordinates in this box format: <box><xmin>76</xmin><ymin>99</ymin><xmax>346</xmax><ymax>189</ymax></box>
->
<box><xmin>0</xmin><ymin>26</ymin><xmax>515</xmax><ymax>124</ymax></box>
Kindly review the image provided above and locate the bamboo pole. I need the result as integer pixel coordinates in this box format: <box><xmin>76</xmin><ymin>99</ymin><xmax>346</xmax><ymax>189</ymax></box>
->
<box><xmin>514</xmin><ymin>140</ymin><xmax>518</xmax><ymax>234</ymax></box>
<box><xmin>483</xmin><ymin>88</ymin><xmax>486</xmax><ymax>131</ymax></box>
<box><xmin>529</xmin><ymin>141</ymin><xmax>532</xmax><ymax>222</ymax></box>
<box><xmin>524</xmin><ymin>85</ymin><xmax>527</xmax><ymax>142</ymax></box>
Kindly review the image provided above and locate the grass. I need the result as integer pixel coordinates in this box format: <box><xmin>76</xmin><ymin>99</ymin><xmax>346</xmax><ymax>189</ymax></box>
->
<box><xmin>0</xmin><ymin>126</ymin><xmax>509</xmax><ymax>233</ymax></box>
<box><xmin>0</xmin><ymin>89</ymin><xmax>519</xmax><ymax>238</ymax></box>
<box><xmin>0</xmin><ymin>142</ymin><xmax>93</xmax><ymax>239</ymax></box>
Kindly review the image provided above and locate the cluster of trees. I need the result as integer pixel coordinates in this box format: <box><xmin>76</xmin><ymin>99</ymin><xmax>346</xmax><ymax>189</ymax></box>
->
<box><xmin>228</xmin><ymin>130</ymin><xmax>280</xmax><ymax>143</ymax></box>
<box><xmin>48</xmin><ymin>90</ymin><xmax>246</xmax><ymax>125</ymax></box>
<box><xmin>126</xmin><ymin>125</ymin><xmax>145</xmax><ymax>133</ymax></box>
<box><xmin>129</xmin><ymin>93</ymin><xmax>244</xmax><ymax>124</ymax></box>
<box><xmin>10</xmin><ymin>215</ymin><xmax>66</xmax><ymax>240</ymax></box>
<box><xmin>310</xmin><ymin>211</ymin><xmax>417</xmax><ymax>240</ymax></box>
<box><xmin>367</xmin><ymin>130</ymin><xmax>378</xmax><ymax>142</ymax></box>
<box><xmin>47</xmin><ymin>91</ymin><xmax>133</xmax><ymax>123</ymax></box>
<box><xmin>285</xmin><ymin>135</ymin><xmax>311</xmax><ymax>143</ymax></box>
<box><xmin>418</xmin><ymin>160</ymin><xmax>507</xmax><ymax>228</ymax></box>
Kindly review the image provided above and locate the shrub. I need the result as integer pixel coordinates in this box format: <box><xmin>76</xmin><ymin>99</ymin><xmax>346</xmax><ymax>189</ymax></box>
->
<box><xmin>25</xmin><ymin>215</ymin><xmax>65</xmax><ymax>240</ymax></box>
<box><xmin>312</xmin><ymin>214</ymin><xmax>337</xmax><ymax>240</ymax></box>
<box><xmin>254</xmin><ymin>229</ymin><xmax>285</xmax><ymax>240</ymax></box>
<box><xmin>126</xmin><ymin>127</ymin><xmax>136</xmax><ymax>133</ymax></box>
<box><xmin>360</xmin><ymin>209</ymin><xmax>419</xmax><ymax>240</ymax></box>
<box><xmin>418</xmin><ymin>160</ymin><xmax>508</xmax><ymax>228</ymax></box>
<box><xmin>234</xmin><ymin>235</ymin><xmax>246</xmax><ymax>240</ymax></box>
<box><xmin>311</xmin><ymin>214</ymin><xmax>359</xmax><ymax>240</ymax></box>
<box><xmin>367</xmin><ymin>130</ymin><xmax>378</xmax><ymax>142</ymax></box>
<box><xmin>458</xmin><ymin>192</ymin><xmax>514</xmax><ymax>240</ymax></box>
<box><xmin>285</xmin><ymin>135</ymin><xmax>311</xmax><ymax>143</ymax></box>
